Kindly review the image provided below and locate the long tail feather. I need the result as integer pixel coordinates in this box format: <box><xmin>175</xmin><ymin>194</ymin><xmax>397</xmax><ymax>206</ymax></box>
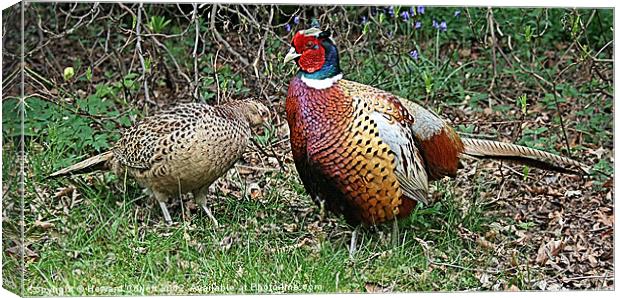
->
<box><xmin>47</xmin><ymin>151</ymin><xmax>114</xmax><ymax>178</ymax></box>
<box><xmin>460</xmin><ymin>138</ymin><xmax>589</xmax><ymax>174</ymax></box>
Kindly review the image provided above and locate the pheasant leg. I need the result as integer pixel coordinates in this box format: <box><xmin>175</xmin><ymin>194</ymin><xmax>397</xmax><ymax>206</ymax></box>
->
<box><xmin>349</xmin><ymin>226</ymin><xmax>359</xmax><ymax>259</ymax></box>
<box><xmin>194</xmin><ymin>188</ymin><xmax>220</xmax><ymax>227</ymax></box>
<box><xmin>152</xmin><ymin>191</ymin><xmax>172</xmax><ymax>224</ymax></box>
<box><xmin>158</xmin><ymin>201</ymin><xmax>173</xmax><ymax>224</ymax></box>
<box><xmin>201</xmin><ymin>204</ymin><xmax>219</xmax><ymax>227</ymax></box>
<box><xmin>391</xmin><ymin>219</ymin><xmax>400</xmax><ymax>248</ymax></box>
<box><xmin>318</xmin><ymin>200</ymin><xmax>326</xmax><ymax>220</ymax></box>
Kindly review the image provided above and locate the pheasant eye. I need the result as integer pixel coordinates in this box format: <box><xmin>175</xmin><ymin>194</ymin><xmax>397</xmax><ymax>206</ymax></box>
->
<box><xmin>306</xmin><ymin>41</ymin><xmax>314</xmax><ymax>48</ymax></box>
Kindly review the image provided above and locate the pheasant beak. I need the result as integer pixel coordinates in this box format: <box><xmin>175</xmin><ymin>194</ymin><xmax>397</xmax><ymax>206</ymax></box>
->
<box><xmin>260</xmin><ymin>110</ymin><xmax>271</xmax><ymax>126</ymax></box>
<box><xmin>283</xmin><ymin>47</ymin><xmax>301</xmax><ymax>64</ymax></box>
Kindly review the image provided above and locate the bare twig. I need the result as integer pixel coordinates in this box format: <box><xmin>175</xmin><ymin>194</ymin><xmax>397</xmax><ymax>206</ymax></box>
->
<box><xmin>251</xmin><ymin>5</ymin><xmax>278</xmax><ymax>111</ymax></box>
<box><xmin>29</xmin><ymin>3</ymin><xmax>101</xmax><ymax>56</ymax></box>
<box><xmin>218</xmin><ymin>5</ymin><xmax>290</xmax><ymax>44</ymax></box>
<box><xmin>557</xmin><ymin>10</ymin><xmax>597</xmax><ymax>64</ymax></box>
<box><xmin>486</xmin><ymin>7</ymin><xmax>498</xmax><ymax>107</ymax></box>
<box><xmin>135</xmin><ymin>3</ymin><xmax>154</xmax><ymax>105</ymax></box>
<box><xmin>192</xmin><ymin>3</ymin><xmax>200</xmax><ymax>99</ymax></box>
<box><xmin>149</xmin><ymin>36</ymin><xmax>193</xmax><ymax>86</ymax></box>
<box><xmin>550</xmin><ymin>82</ymin><xmax>572</xmax><ymax>158</ymax></box>
<box><xmin>210</xmin><ymin>4</ymin><xmax>249</xmax><ymax>67</ymax></box>
<box><xmin>250</xmin><ymin>138</ymin><xmax>285</xmax><ymax>172</ymax></box>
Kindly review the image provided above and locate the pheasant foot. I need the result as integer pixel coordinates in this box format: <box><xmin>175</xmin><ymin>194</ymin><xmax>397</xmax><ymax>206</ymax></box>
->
<box><xmin>152</xmin><ymin>191</ymin><xmax>172</xmax><ymax>224</ymax></box>
<box><xmin>195</xmin><ymin>187</ymin><xmax>220</xmax><ymax>227</ymax></box>
<box><xmin>200</xmin><ymin>203</ymin><xmax>220</xmax><ymax>228</ymax></box>
<box><xmin>158</xmin><ymin>201</ymin><xmax>173</xmax><ymax>225</ymax></box>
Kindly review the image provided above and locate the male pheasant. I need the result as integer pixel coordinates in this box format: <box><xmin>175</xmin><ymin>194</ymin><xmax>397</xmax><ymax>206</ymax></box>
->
<box><xmin>283</xmin><ymin>28</ymin><xmax>588</xmax><ymax>250</ymax></box>
<box><xmin>49</xmin><ymin>99</ymin><xmax>270</xmax><ymax>226</ymax></box>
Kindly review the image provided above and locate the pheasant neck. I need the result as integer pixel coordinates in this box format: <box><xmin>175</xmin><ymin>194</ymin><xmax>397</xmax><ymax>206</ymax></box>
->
<box><xmin>299</xmin><ymin>40</ymin><xmax>342</xmax><ymax>90</ymax></box>
<box><xmin>215</xmin><ymin>102</ymin><xmax>249</xmax><ymax>125</ymax></box>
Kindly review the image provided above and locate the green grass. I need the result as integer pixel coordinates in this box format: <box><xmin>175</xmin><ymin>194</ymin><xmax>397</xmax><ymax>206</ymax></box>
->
<box><xmin>19</xmin><ymin>159</ymin><xmax>495</xmax><ymax>294</ymax></box>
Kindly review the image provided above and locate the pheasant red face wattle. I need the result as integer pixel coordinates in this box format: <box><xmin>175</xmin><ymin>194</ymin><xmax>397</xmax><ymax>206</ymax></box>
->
<box><xmin>288</xmin><ymin>31</ymin><xmax>326</xmax><ymax>73</ymax></box>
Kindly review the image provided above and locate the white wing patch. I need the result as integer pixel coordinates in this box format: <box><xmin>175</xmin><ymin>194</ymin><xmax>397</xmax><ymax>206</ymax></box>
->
<box><xmin>398</xmin><ymin>99</ymin><xmax>445</xmax><ymax>140</ymax></box>
<box><xmin>370</xmin><ymin>111</ymin><xmax>429</xmax><ymax>205</ymax></box>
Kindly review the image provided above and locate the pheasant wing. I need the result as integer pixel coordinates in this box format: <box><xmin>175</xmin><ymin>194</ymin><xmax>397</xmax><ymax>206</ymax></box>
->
<box><xmin>112</xmin><ymin>104</ymin><xmax>208</xmax><ymax>170</ymax></box>
<box><xmin>341</xmin><ymin>80</ymin><xmax>430</xmax><ymax>205</ymax></box>
<box><xmin>368</xmin><ymin>110</ymin><xmax>429</xmax><ymax>205</ymax></box>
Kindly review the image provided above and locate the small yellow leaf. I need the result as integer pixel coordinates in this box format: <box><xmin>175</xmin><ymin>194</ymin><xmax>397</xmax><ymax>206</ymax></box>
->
<box><xmin>63</xmin><ymin>67</ymin><xmax>75</xmax><ymax>81</ymax></box>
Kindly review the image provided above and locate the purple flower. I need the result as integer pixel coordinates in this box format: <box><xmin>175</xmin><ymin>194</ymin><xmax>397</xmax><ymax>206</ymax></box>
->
<box><xmin>293</xmin><ymin>16</ymin><xmax>300</xmax><ymax>24</ymax></box>
<box><xmin>440</xmin><ymin>20</ymin><xmax>447</xmax><ymax>32</ymax></box>
<box><xmin>360</xmin><ymin>15</ymin><xmax>367</xmax><ymax>25</ymax></box>
<box><xmin>370</xmin><ymin>7</ymin><xmax>377</xmax><ymax>16</ymax></box>
<box><xmin>432</xmin><ymin>19</ymin><xmax>439</xmax><ymax>29</ymax></box>
<box><xmin>284</xmin><ymin>23</ymin><xmax>291</xmax><ymax>32</ymax></box>
<box><xmin>386</xmin><ymin>6</ymin><xmax>395</xmax><ymax>18</ymax></box>
<box><xmin>409</xmin><ymin>49</ymin><xmax>419</xmax><ymax>60</ymax></box>
<box><xmin>409</xmin><ymin>7</ymin><xmax>415</xmax><ymax>15</ymax></box>
<box><xmin>454</xmin><ymin>10</ymin><xmax>461</xmax><ymax>17</ymax></box>
<box><xmin>414</xmin><ymin>21</ymin><xmax>422</xmax><ymax>29</ymax></box>
<box><xmin>400</xmin><ymin>11</ymin><xmax>410</xmax><ymax>21</ymax></box>
<box><xmin>417</xmin><ymin>6</ymin><xmax>425</xmax><ymax>15</ymax></box>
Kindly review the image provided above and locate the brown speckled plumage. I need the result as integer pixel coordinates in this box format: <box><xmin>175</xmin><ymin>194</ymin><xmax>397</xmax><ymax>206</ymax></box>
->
<box><xmin>49</xmin><ymin>99</ymin><xmax>269</xmax><ymax>224</ymax></box>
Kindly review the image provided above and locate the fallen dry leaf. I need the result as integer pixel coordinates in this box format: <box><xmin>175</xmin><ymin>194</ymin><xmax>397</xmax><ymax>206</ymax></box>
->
<box><xmin>247</xmin><ymin>182</ymin><xmax>262</xmax><ymax>200</ymax></box>
<box><xmin>283</xmin><ymin>223</ymin><xmax>298</xmax><ymax>232</ymax></box>
<box><xmin>536</xmin><ymin>239</ymin><xmax>564</xmax><ymax>265</ymax></box>
<box><xmin>505</xmin><ymin>284</ymin><xmax>520</xmax><ymax>291</ymax></box>
<box><xmin>293</xmin><ymin>237</ymin><xmax>317</xmax><ymax>250</ymax></box>
<box><xmin>476</xmin><ymin>272</ymin><xmax>492</xmax><ymax>288</ymax></box>
<box><xmin>6</xmin><ymin>245</ymin><xmax>39</xmax><ymax>258</ymax></box>
<box><xmin>593</xmin><ymin>209</ymin><xmax>613</xmax><ymax>227</ymax></box>
<box><xmin>364</xmin><ymin>282</ymin><xmax>393</xmax><ymax>293</ymax></box>
<box><xmin>587</xmin><ymin>254</ymin><xmax>598</xmax><ymax>267</ymax></box>
<box><xmin>34</xmin><ymin>220</ymin><xmax>55</xmax><ymax>229</ymax></box>
<box><xmin>220</xmin><ymin>235</ymin><xmax>236</xmax><ymax>251</ymax></box>
<box><xmin>54</xmin><ymin>186</ymin><xmax>75</xmax><ymax>199</ymax></box>
<box><xmin>589</xmin><ymin>147</ymin><xmax>607</xmax><ymax>159</ymax></box>
<box><xmin>236</xmin><ymin>166</ymin><xmax>254</xmax><ymax>175</ymax></box>
<box><xmin>510</xmin><ymin>250</ymin><xmax>520</xmax><ymax>267</ymax></box>
<box><xmin>477</xmin><ymin>237</ymin><xmax>495</xmax><ymax>250</ymax></box>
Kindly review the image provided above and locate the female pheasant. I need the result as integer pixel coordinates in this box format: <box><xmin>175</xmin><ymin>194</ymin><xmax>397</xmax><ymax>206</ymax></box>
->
<box><xmin>284</xmin><ymin>28</ymin><xmax>588</xmax><ymax>248</ymax></box>
<box><xmin>49</xmin><ymin>99</ymin><xmax>269</xmax><ymax>226</ymax></box>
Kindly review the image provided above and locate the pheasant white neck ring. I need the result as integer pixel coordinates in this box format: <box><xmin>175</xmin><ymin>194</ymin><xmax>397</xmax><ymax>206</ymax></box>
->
<box><xmin>301</xmin><ymin>73</ymin><xmax>343</xmax><ymax>90</ymax></box>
